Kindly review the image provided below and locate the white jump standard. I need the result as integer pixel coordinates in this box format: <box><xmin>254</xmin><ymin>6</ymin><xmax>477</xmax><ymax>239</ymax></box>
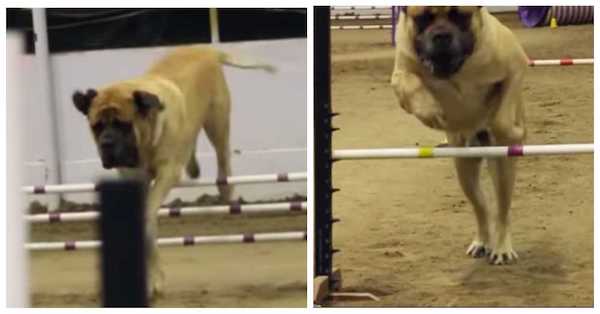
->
<box><xmin>333</xmin><ymin>144</ymin><xmax>594</xmax><ymax>160</ymax></box>
<box><xmin>26</xmin><ymin>201</ymin><xmax>307</xmax><ymax>223</ymax></box>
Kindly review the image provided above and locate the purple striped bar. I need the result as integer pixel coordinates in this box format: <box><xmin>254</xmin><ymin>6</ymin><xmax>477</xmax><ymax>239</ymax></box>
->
<box><xmin>277</xmin><ymin>173</ymin><xmax>289</xmax><ymax>182</ymax></box>
<box><xmin>290</xmin><ymin>201</ymin><xmax>303</xmax><ymax>211</ymax></box>
<box><xmin>243</xmin><ymin>233</ymin><xmax>255</xmax><ymax>243</ymax></box>
<box><xmin>168</xmin><ymin>208</ymin><xmax>181</xmax><ymax>217</ymax></box>
<box><xmin>183</xmin><ymin>235</ymin><xmax>195</xmax><ymax>246</ymax></box>
<box><xmin>65</xmin><ymin>241</ymin><xmax>76</xmax><ymax>251</ymax></box>
<box><xmin>508</xmin><ymin>145</ymin><xmax>524</xmax><ymax>156</ymax></box>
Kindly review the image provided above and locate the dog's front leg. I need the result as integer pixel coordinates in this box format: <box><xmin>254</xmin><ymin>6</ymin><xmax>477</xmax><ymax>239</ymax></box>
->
<box><xmin>391</xmin><ymin>70</ymin><xmax>447</xmax><ymax>130</ymax></box>
<box><xmin>447</xmin><ymin>133</ymin><xmax>491</xmax><ymax>258</ymax></box>
<box><xmin>490</xmin><ymin>68</ymin><xmax>527</xmax><ymax>144</ymax></box>
<box><xmin>488</xmin><ymin>71</ymin><xmax>526</xmax><ymax>265</ymax></box>
<box><xmin>145</xmin><ymin>166</ymin><xmax>181</xmax><ymax>299</ymax></box>
<box><xmin>487</xmin><ymin>156</ymin><xmax>518</xmax><ymax>265</ymax></box>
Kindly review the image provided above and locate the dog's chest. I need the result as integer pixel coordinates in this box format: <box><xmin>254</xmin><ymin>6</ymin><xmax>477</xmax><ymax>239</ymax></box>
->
<box><xmin>426</xmin><ymin>77</ymin><xmax>502</xmax><ymax>132</ymax></box>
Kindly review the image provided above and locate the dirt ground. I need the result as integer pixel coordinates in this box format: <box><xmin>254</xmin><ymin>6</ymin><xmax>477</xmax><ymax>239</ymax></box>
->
<box><xmin>328</xmin><ymin>14</ymin><xmax>593</xmax><ymax>307</ymax></box>
<box><xmin>28</xmin><ymin>198</ymin><xmax>307</xmax><ymax>307</ymax></box>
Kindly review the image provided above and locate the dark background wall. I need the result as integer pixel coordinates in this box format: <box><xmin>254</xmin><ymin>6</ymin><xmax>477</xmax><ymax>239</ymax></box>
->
<box><xmin>6</xmin><ymin>8</ymin><xmax>307</xmax><ymax>53</ymax></box>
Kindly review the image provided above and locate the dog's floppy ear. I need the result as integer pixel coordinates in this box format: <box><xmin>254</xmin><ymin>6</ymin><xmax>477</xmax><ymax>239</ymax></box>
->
<box><xmin>72</xmin><ymin>89</ymin><xmax>97</xmax><ymax>116</ymax></box>
<box><xmin>133</xmin><ymin>90</ymin><xmax>164</xmax><ymax>117</ymax></box>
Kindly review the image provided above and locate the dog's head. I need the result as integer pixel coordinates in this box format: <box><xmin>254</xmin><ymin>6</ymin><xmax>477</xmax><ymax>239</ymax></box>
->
<box><xmin>404</xmin><ymin>6</ymin><xmax>483</xmax><ymax>78</ymax></box>
<box><xmin>72</xmin><ymin>87</ymin><xmax>164</xmax><ymax>169</ymax></box>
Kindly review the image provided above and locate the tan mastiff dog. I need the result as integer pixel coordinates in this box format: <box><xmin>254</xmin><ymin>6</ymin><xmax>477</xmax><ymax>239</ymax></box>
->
<box><xmin>72</xmin><ymin>46</ymin><xmax>275</xmax><ymax>297</ymax></box>
<box><xmin>391</xmin><ymin>6</ymin><xmax>528</xmax><ymax>265</ymax></box>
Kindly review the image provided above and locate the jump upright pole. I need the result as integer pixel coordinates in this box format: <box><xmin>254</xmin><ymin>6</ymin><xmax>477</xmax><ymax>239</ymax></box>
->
<box><xmin>98</xmin><ymin>180</ymin><xmax>148</xmax><ymax>307</ymax></box>
<box><xmin>314</xmin><ymin>6</ymin><xmax>336</xmax><ymax>296</ymax></box>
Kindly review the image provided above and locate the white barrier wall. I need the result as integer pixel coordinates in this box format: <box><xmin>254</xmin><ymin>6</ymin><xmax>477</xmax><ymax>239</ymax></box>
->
<box><xmin>16</xmin><ymin>38</ymin><xmax>307</xmax><ymax>207</ymax></box>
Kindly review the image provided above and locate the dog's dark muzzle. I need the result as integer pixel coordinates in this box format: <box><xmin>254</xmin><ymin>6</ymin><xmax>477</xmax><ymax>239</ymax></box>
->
<box><xmin>99</xmin><ymin>145</ymin><xmax>139</xmax><ymax>169</ymax></box>
<box><xmin>425</xmin><ymin>55</ymin><xmax>466</xmax><ymax>79</ymax></box>
<box><xmin>420</xmin><ymin>30</ymin><xmax>468</xmax><ymax>78</ymax></box>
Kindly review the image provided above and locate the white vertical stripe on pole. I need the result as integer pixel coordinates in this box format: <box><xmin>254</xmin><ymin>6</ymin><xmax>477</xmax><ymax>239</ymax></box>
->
<box><xmin>32</xmin><ymin>8</ymin><xmax>62</xmax><ymax>211</ymax></box>
<box><xmin>6</xmin><ymin>32</ymin><xmax>29</xmax><ymax>307</ymax></box>
<box><xmin>209</xmin><ymin>8</ymin><xmax>220</xmax><ymax>44</ymax></box>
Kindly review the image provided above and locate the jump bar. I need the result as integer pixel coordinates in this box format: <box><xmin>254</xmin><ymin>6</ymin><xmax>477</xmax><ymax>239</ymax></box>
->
<box><xmin>528</xmin><ymin>58</ymin><xmax>593</xmax><ymax>66</ymax></box>
<box><xmin>330</xmin><ymin>14</ymin><xmax>392</xmax><ymax>20</ymax></box>
<box><xmin>25</xmin><ymin>231</ymin><xmax>307</xmax><ymax>251</ymax></box>
<box><xmin>23</xmin><ymin>172</ymin><xmax>307</xmax><ymax>195</ymax></box>
<box><xmin>331</xmin><ymin>25</ymin><xmax>393</xmax><ymax>30</ymax></box>
<box><xmin>26</xmin><ymin>201</ymin><xmax>307</xmax><ymax>223</ymax></box>
<box><xmin>331</xmin><ymin>6</ymin><xmax>391</xmax><ymax>10</ymax></box>
<box><xmin>333</xmin><ymin>144</ymin><xmax>594</xmax><ymax>160</ymax></box>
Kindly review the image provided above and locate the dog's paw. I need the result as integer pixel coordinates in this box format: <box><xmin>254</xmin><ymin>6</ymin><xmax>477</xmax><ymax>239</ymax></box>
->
<box><xmin>489</xmin><ymin>247</ymin><xmax>519</xmax><ymax>265</ymax></box>
<box><xmin>147</xmin><ymin>281</ymin><xmax>164</xmax><ymax>302</ymax></box>
<box><xmin>466</xmin><ymin>241</ymin><xmax>490</xmax><ymax>258</ymax></box>
<box><xmin>147</xmin><ymin>269</ymin><xmax>165</xmax><ymax>301</ymax></box>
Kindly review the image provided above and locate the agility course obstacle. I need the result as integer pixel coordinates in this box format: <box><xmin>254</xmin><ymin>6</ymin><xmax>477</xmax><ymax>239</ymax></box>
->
<box><xmin>26</xmin><ymin>168</ymin><xmax>307</xmax><ymax>258</ymax></box>
<box><xmin>99</xmin><ymin>180</ymin><xmax>147</xmax><ymax>306</ymax></box>
<box><xmin>315</xmin><ymin>7</ymin><xmax>337</xmax><ymax>304</ymax></box>
<box><xmin>330</xmin><ymin>14</ymin><xmax>392</xmax><ymax>20</ymax></box>
<box><xmin>331</xmin><ymin>6</ymin><xmax>391</xmax><ymax>11</ymax></box>
<box><xmin>518</xmin><ymin>6</ymin><xmax>594</xmax><ymax>28</ymax></box>
<box><xmin>26</xmin><ymin>231</ymin><xmax>307</xmax><ymax>251</ymax></box>
<box><xmin>528</xmin><ymin>58</ymin><xmax>594</xmax><ymax>66</ymax></box>
<box><xmin>330</xmin><ymin>6</ymin><xmax>394</xmax><ymax>34</ymax></box>
<box><xmin>331</xmin><ymin>25</ymin><xmax>393</xmax><ymax>30</ymax></box>
<box><xmin>26</xmin><ymin>201</ymin><xmax>307</xmax><ymax>223</ymax></box>
<box><xmin>333</xmin><ymin>144</ymin><xmax>593</xmax><ymax>160</ymax></box>
<box><xmin>23</xmin><ymin>171</ymin><xmax>307</xmax><ymax>194</ymax></box>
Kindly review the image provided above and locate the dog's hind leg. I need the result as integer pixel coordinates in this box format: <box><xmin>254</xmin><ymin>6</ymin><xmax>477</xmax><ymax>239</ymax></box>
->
<box><xmin>185</xmin><ymin>146</ymin><xmax>200</xmax><ymax>179</ymax></box>
<box><xmin>206</xmin><ymin>123</ymin><xmax>232</xmax><ymax>203</ymax></box>
<box><xmin>448</xmin><ymin>133</ymin><xmax>491</xmax><ymax>258</ymax></box>
<box><xmin>205</xmin><ymin>95</ymin><xmax>233</xmax><ymax>203</ymax></box>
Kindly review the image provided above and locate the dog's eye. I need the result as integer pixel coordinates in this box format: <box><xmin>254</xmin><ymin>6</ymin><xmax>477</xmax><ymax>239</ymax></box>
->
<box><xmin>448</xmin><ymin>8</ymin><xmax>472</xmax><ymax>30</ymax></box>
<box><xmin>92</xmin><ymin>122</ymin><xmax>104</xmax><ymax>135</ymax></box>
<box><xmin>414</xmin><ymin>11</ymin><xmax>434</xmax><ymax>33</ymax></box>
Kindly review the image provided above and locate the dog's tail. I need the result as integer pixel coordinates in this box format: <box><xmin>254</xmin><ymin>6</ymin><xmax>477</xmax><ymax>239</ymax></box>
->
<box><xmin>217</xmin><ymin>50</ymin><xmax>277</xmax><ymax>74</ymax></box>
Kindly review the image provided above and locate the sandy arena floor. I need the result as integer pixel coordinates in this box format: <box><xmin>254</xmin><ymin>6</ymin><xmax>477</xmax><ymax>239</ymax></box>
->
<box><xmin>28</xmin><ymin>198</ymin><xmax>307</xmax><ymax>307</ymax></box>
<box><xmin>328</xmin><ymin>14</ymin><xmax>593</xmax><ymax>306</ymax></box>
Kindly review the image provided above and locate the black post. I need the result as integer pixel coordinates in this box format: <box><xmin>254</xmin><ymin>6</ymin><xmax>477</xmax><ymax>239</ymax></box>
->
<box><xmin>99</xmin><ymin>180</ymin><xmax>148</xmax><ymax>307</ymax></box>
<box><xmin>314</xmin><ymin>6</ymin><xmax>333</xmax><ymax>282</ymax></box>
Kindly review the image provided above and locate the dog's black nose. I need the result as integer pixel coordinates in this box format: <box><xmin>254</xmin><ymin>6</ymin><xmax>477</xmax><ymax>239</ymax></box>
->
<box><xmin>432</xmin><ymin>32</ymin><xmax>453</xmax><ymax>47</ymax></box>
<box><xmin>100</xmin><ymin>138</ymin><xmax>115</xmax><ymax>150</ymax></box>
